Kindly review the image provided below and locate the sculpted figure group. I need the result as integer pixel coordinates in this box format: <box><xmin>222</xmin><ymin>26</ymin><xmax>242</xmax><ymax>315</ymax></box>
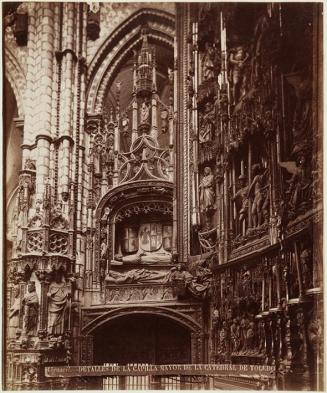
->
<box><xmin>8</xmin><ymin>274</ymin><xmax>72</xmax><ymax>346</ymax></box>
<box><xmin>232</xmin><ymin>163</ymin><xmax>270</xmax><ymax>238</ymax></box>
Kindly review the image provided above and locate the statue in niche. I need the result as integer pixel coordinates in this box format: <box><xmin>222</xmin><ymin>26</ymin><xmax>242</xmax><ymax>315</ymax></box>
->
<box><xmin>22</xmin><ymin>281</ymin><xmax>39</xmax><ymax>337</ymax></box>
<box><xmin>161</xmin><ymin>109</ymin><xmax>169</xmax><ymax>134</ymax></box>
<box><xmin>218</xmin><ymin>321</ymin><xmax>228</xmax><ymax>355</ymax></box>
<box><xmin>8</xmin><ymin>285</ymin><xmax>21</xmax><ymax>339</ymax></box>
<box><xmin>199</xmin><ymin>102</ymin><xmax>215</xmax><ymax>143</ymax></box>
<box><xmin>286</xmin><ymin>71</ymin><xmax>312</xmax><ymax>157</ymax></box>
<box><xmin>251</xmin><ymin>12</ymin><xmax>270</xmax><ymax>81</ymax></box>
<box><xmin>199</xmin><ymin>167</ymin><xmax>216</xmax><ymax>213</ymax></box>
<box><xmin>105</xmin><ymin>268</ymin><xmax>168</xmax><ymax>285</ymax></box>
<box><xmin>244</xmin><ymin>322</ymin><xmax>256</xmax><ymax>354</ymax></box>
<box><xmin>229</xmin><ymin>45</ymin><xmax>249</xmax><ymax>104</ymax></box>
<box><xmin>47</xmin><ymin>274</ymin><xmax>70</xmax><ymax>336</ymax></box>
<box><xmin>121</xmin><ymin>114</ymin><xmax>130</xmax><ymax>137</ymax></box>
<box><xmin>278</xmin><ymin>155</ymin><xmax>312</xmax><ymax>215</ymax></box>
<box><xmin>202</xmin><ymin>43</ymin><xmax>218</xmax><ymax>81</ymax></box>
<box><xmin>247</xmin><ymin>164</ymin><xmax>269</xmax><ymax>228</ymax></box>
<box><xmin>140</xmin><ymin>101</ymin><xmax>150</xmax><ymax>124</ymax></box>
<box><xmin>232</xmin><ymin>174</ymin><xmax>249</xmax><ymax>235</ymax></box>
<box><xmin>239</xmin><ymin>316</ymin><xmax>249</xmax><ymax>354</ymax></box>
<box><xmin>258</xmin><ymin>319</ymin><xmax>266</xmax><ymax>354</ymax></box>
<box><xmin>231</xmin><ymin>318</ymin><xmax>241</xmax><ymax>353</ymax></box>
<box><xmin>301</xmin><ymin>248</ymin><xmax>313</xmax><ymax>289</ymax></box>
<box><xmin>100</xmin><ymin>240</ymin><xmax>107</xmax><ymax>259</ymax></box>
<box><xmin>101</xmin><ymin>206</ymin><xmax>111</xmax><ymax>221</ymax></box>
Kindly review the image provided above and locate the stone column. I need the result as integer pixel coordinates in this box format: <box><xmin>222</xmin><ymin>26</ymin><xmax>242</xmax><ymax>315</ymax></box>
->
<box><xmin>176</xmin><ymin>3</ymin><xmax>191</xmax><ymax>263</ymax></box>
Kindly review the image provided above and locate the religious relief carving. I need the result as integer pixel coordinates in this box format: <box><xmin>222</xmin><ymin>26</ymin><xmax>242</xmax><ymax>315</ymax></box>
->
<box><xmin>105</xmin><ymin>269</ymin><xmax>168</xmax><ymax>285</ymax></box>
<box><xmin>165</xmin><ymin>262</ymin><xmax>212</xmax><ymax>300</ymax></box>
<box><xmin>105</xmin><ymin>284</ymin><xmax>176</xmax><ymax>303</ymax></box>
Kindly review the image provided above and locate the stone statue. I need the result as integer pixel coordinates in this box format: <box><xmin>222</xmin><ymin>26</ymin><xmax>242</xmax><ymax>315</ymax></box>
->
<box><xmin>140</xmin><ymin>102</ymin><xmax>150</xmax><ymax>124</ymax></box>
<box><xmin>100</xmin><ymin>241</ymin><xmax>107</xmax><ymax>259</ymax></box>
<box><xmin>244</xmin><ymin>322</ymin><xmax>256</xmax><ymax>354</ymax></box>
<box><xmin>8</xmin><ymin>286</ymin><xmax>21</xmax><ymax>339</ymax></box>
<box><xmin>188</xmin><ymin>265</ymin><xmax>212</xmax><ymax>299</ymax></box>
<box><xmin>239</xmin><ymin>317</ymin><xmax>249</xmax><ymax>353</ymax></box>
<box><xmin>231</xmin><ymin>318</ymin><xmax>241</xmax><ymax>353</ymax></box>
<box><xmin>47</xmin><ymin>276</ymin><xmax>70</xmax><ymax>336</ymax></box>
<box><xmin>251</xmin><ymin>12</ymin><xmax>270</xmax><ymax>81</ymax></box>
<box><xmin>202</xmin><ymin>44</ymin><xmax>216</xmax><ymax>81</ymax></box>
<box><xmin>22</xmin><ymin>282</ymin><xmax>39</xmax><ymax>337</ymax></box>
<box><xmin>105</xmin><ymin>269</ymin><xmax>168</xmax><ymax>285</ymax></box>
<box><xmin>232</xmin><ymin>174</ymin><xmax>249</xmax><ymax>234</ymax></box>
<box><xmin>218</xmin><ymin>321</ymin><xmax>228</xmax><ymax>355</ymax></box>
<box><xmin>279</xmin><ymin>156</ymin><xmax>312</xmax><ymax>214</ymax></box>
<box><xmin>121</xmin><ymin>114</ymin><xmax>130</xmax><ymax>136</ymax></box>
<box><xmin>229</xmin><ymin>46</ymin><xmax>249</xmax><ymax>104</ymax></box>
<box><xmin>300</xmin><ymin>248</ymin><xmax>313</xmax><ymax>289</ymax></box>
<box><xmin>199</xmin><ymin>102</ymin><xmax>215</xmax><ymax>143</ymax></box>
<box><xmin>199</xmin><ymin>167</ymin><xmax>216</xmax><ymax>213</ymax></box>
<box><xmin>247</xmin><ymin>164</ymin><xmax>269</xmax><ymax>228</ymax></box>
<box><xmin>285</xmin><ymin>72</ymin><xmax>312</xmax><ymax>157</ymax></box>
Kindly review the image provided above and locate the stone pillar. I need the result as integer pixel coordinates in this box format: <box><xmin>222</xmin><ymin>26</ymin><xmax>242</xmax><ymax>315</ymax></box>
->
<box><xmin>35</xmin><ymin>135</ymin><xmax>52</xmax><ymax>201</ymax></box>
<box><xmin>176</xmin><ymin>3</ymin><xmax>191</xmax><ymax>263</ymax></box>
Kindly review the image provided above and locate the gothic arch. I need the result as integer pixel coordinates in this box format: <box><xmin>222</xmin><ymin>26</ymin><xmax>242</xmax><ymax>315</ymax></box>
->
<box><xmin>94</xmin><ymin>180</ymin><xmax>173</xmax><ymax>271</ymax></box>
<box><xmin>95</xmin><ymin>179</ymin><xmax>173</xmax><ymax>218</ymax></box>
<box><xmin>82</xmin><ymin>305</ymin><xmax>202</xmax><ymax>335</ymax></box>
<box><xmin>86</xmin><ymin>8</ymin><xmax>174</xmax><ymax>114</ymax></box>
<box><xmin>4</xmin><ymin>47</ymin><xmax>26</xmax><ymax>117</ymax></box>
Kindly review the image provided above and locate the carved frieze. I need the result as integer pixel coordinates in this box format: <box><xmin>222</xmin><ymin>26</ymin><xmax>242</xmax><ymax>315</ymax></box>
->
<box><xmin>105</xmin><ymin>284</ymin><xmax>177</xmax><ymax>303</ymax></box>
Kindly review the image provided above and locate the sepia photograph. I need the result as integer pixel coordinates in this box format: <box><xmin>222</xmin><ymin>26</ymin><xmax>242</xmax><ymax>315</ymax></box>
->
<box><xmin>2</xmin><ymin>1</ymin><xmax>323</xmax><ymax>390</ymax></box>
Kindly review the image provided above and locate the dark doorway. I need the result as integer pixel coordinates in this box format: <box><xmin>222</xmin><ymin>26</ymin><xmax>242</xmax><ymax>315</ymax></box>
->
<box><xmin>94</xmin><ymin>314</ymin><xmax>191</xmax><ymax>365</ymax></box>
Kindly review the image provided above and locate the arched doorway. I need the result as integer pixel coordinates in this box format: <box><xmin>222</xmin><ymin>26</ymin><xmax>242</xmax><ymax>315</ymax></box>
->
<box><xmin>94</xmin><ymin>314</ymin><xmax>191</xmax><ymax>365</ymax></box>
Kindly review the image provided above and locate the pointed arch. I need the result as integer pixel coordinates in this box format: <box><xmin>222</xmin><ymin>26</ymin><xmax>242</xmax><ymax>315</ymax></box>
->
<box><xmin>4</xmin><ymin>47</ymin><xmax>26</xmax><ymax>117</ymax></box>
<box><xmin>86</xmin><ymin>8</ymin><xmax>174</xmax><ymax>115</ymax></box>
<box><xmin>82</xmin><ymin>305</ymin><xmax>202</xmax><ymax>335</ymax></box>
